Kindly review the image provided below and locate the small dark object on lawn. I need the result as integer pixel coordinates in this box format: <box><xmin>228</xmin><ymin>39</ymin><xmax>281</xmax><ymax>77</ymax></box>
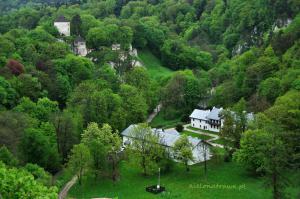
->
<box><xmin>146</xmin><ymin>185</ymin><xmax>165</xmax><ymax>194</ymax></box>
<box><xmin>176</xmin><ymin>124</ymin><xmax>184</xmax><ymax>132</ymax></box>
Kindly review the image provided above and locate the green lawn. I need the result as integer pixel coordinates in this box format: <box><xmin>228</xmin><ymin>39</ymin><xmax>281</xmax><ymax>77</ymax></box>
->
<box><xmin>186</xmin><ymin>125</ymin><xmax>220</xmax><ymax>135</ymax></box>
<box><xmin>210</xmin><ymin>138</ymin><xmax>227</xmax><ymax>145</ymax></box>
<box><xmin>138</xmin><ymin>49</ymin><xmax>173</xmax><ymax>80</ymax></box>
<box><xmin>181</xmin><ymin>130</ymin><xmax>214</xmax><ymax>140</ymax></box>
<box><xmin>67</xmin><ymin>159</ymin><xmax>300</xmax><ymax>199</ymax></box>
<box><xmin>150</xmin><ymin>112</ymin><xmax>182</xmax><ymax>129</ymax></box>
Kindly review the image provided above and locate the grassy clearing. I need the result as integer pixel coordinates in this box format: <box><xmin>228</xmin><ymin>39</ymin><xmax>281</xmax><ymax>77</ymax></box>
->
<box><xmin>210</xmin><ymin>138</ymin><xmax>227</xmax><ymax>145</ymax></box>
<box><xmin>138</xmin><ymin>49</ymin><xmax>173</xmax><ymax>80</ymax></box>
<box><xmin>67</xmin><ymin>159</ymin><xmax>300</xmax><ymax>199</ymax></box>
<box><xmin>186</xmin><ymin>125</ymin><xmax>219</xmax><ymax>135</ymax></box>
<box><xmin>150</xmin><ymin>112</ymin><xmax>182</xmax><ymax>129</ymax></box>
<box><xmin>181</xmin><ymin>130</ymin><xmax>214</xmax><ymax>140</ymax></box>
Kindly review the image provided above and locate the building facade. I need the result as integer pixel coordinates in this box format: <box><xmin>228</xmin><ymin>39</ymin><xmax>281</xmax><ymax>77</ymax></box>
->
<box><xmin>54</xmin><ymin>16</ymin><xmax>70</xmax><ymax>36</ymax></box>
<box><xmin>190</xmin><ymin>107</ymin><xmax>224</xmax><ymax>133</ymax></box>
<box><xmin>190</xmin><ymin>107</ymin><xmax>254</xmax><ymax>133</ymax></box>
<box><xmin>121</xmin><ymin>125</ymin><xmax>211</xmax><ymax>165</ymax></box>
<box><xmin>74</xmin><ymin>36</ymin><xmax>88</xmax><ymax>56</ymax></box>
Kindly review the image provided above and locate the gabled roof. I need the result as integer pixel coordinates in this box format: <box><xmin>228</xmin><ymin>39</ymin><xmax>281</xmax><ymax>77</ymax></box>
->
<box><xmin>55</xmin><ymin>15</ymin><xmax>69</xmax><ymax>22</ymax></box>
<box><xmin>207</xmin><ymin>107</ymin><xmax>223</xmax><ymax>120</ymax></box>
<box><xmin>121</xmin><ymin>125</ymin><xmax>201</xmax><ymax>148</ymax></box>
<box><xmin>189</xmin><ymin>109</ymin><xmax>210</xmax><ymax>120</ymax></box>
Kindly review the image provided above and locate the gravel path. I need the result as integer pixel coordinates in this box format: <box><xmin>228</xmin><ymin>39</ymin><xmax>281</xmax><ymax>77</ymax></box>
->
<box><xmin>58</xmin><ymin>175</ymin><xmax>77</xmax><ymax>199</ymax></box>
<box><xmin>183</xmin><ymin>124</ymin><xmax>224</xmax><ymax>148</ymax></box>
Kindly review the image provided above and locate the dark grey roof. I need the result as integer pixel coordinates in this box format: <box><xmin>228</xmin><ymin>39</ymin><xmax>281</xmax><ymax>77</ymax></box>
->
<box><xmin>207</xmin><ymin>107</ymin><xmax>223</xmax><ymax>120</ymax></box>
<box><xmin>190</xmin><ymin>109</ymin><xmax>210</xmax><ymax>120</ymax></box>
<box><xmin>121</xmin><ymin>125</ymin><xmax>201</xmax><ymax>148</ymax></box>
<box><xmin>74</xmin><ymin>36</ymin><xmax>85</xmax><ymax>43</ymax></box>
<box><xmin>121</xmin><ymin>124</ymin><xmax>136</xmax><ymax>137</ymax></box>
<box><xmin>55</xmin><ymin>15</ymin><xmax>69</xmax><ymax>22</ymax></box>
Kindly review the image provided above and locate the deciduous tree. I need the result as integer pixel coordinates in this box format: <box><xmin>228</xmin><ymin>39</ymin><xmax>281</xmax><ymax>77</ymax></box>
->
<box><xmin>67</xmin><ymin>143</ymin><xmax>91</xmax><ymax>185</ymax></box>
<box><xmin>173</xmin><ymin>134</ymin><xmax>194</xmax><ymax>172</ymax></box>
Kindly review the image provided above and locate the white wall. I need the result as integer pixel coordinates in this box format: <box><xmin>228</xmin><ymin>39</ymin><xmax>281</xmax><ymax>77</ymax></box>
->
<box><xmin>191</xmin><ymin>118</ymin><xmax>209</xmax><ymax>131</ymax></box>
<box><xmin>76</xmin><ymin>43</ymin><xmax>88</xmax><ymax>56</ymax></box>
<box><xmin>190</xmin><ymin>118</ymin><xmax>222</xmax><ymax>133</ymax></box>
<box><xmin>122</xmin><ymin>136</ymin><xmax>211</xmax><ymax>165</ymax></box>
<box><xmin>207</xmin><ymin>124</ymin><xmax>220</xmax><ymax>133</ymax></box>
<box><xmin>191</xmin><ymin>144</ymin><xmax>211</xmax><ymax>165</ymax></box>
<box><xmin>54</xmin><ymin>22</ymin><xmax>70</xmax><ymax>36</ymax></box>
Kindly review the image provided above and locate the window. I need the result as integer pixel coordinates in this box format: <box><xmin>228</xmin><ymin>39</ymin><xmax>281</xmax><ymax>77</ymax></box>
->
<box><xmin>200</xmin><ymin>125</ymin><xmax>201</xmax><ymax>128</ymax></box>
<box><xmin>193</xmin><ymin>123</ymin><xmax>194</xmax><ymax>127</ymax></box>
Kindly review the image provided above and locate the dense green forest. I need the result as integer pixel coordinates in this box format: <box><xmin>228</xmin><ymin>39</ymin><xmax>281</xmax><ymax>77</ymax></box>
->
<box><xmin>0</xmin><ymin>0</ymin><xmax>299</xmax><ymax>198</ymax></box>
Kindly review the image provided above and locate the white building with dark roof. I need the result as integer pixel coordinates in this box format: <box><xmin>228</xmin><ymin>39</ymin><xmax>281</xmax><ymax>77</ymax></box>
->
<box><xmin>121</xmin><ymin>125</ymin><xmax>211</xmax><ymax>165</ymax></box>
<box><xmin>190</xmin><ymin>107</ymin><xmax>254</xmax><ymax>133</ymax></box>
<box><xmin>54</xmin><ymin>15</ymin><xmax>70</xmax><ymax>36</ymax></box>
<box><xmin>190</xmin><ymin>107</ymin><xmax>223</xmax><ymax>132</ymax></box>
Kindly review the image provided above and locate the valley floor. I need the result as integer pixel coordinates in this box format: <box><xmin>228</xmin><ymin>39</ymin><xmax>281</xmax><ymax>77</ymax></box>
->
<box><xmin>67</xmin><ymin>159</ymin><xmax>300</xmax><ymax>199</ymax></box>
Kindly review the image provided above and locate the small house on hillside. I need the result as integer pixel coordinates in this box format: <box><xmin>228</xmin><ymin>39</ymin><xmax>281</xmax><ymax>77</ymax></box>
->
<box><xmin>54</xmin><ymin>15</ymin><xmax>70</xmax><ymax>36</ymax></box>
<box><xmin>74</xmin><ymin>36</ymin><xmax>89</xmax><ymax>57</ymax></box>
<box><xmin>109</xmin><ymin>44</ymin><xmax>142</xmax><ymax>68</ymax></box>
<box><xmin>121</xmin><ymin>125</ymin><xmax>211</xmax><ymax>165</ymax></box>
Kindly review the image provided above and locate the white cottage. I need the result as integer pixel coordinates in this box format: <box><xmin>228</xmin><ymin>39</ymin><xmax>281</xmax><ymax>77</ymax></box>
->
<box><xmin>190</xmin><ymin>107</ymin><xmax>254</xmax><ymax>133</ymax></box>
<box><xmin>54</xmin><ymin>15</ymin><xmax>70</xmax><ymax>36</ymax></box>
<box><xmin>74</xmin><ymin>36</ymin><xmax>88</xmax><ymax>56</ymax></box>
<box><xmin>121</xmin><ymin>125</ymin><xmax>211</xmax><ymax>165</ymax></box>
<box><xmin>190</xmin><ymin>107</ymin><xmax>224</xmax><ymax>133</ymax></box>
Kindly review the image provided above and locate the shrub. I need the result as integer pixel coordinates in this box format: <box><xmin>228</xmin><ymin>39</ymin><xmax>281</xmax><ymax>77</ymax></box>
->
<box><xmin>6</xmin><ymin>59</ymin><xmax>24</xmax><ymax>75</ymax></box>
<box><xmin>175</xmin><ymin>124</ymin><xmax>184</xmax><ymax>132</ymax></box>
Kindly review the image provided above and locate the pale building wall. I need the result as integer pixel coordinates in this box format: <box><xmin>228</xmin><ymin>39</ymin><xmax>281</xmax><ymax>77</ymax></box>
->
<box><xmin>75</xmin><ymin>42</ymin><xmax>88</xmax><ymax>56</ymax></box>
<box><xmin>191</xmin><ymin>118</ymin><xmax>223</xmax><ymax>133</ymax></box>
<box><xmin>54</xmin><ymin>22</ymin><xmax>70</xmax><ymax>36</ymax></box>
<box><xmin>122</xmin><ymin>136</ymin><xmax>211</xmax><ymax>165</ymax></box>
<box><xmin>191</xmin><ymin>118</ymin><xmax>209</xmax><ymax>130</ymax></box>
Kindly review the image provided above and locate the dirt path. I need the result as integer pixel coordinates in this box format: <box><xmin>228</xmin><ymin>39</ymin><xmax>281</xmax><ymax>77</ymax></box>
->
<box><xmin>58</xmin><ymin>175</ymin><xmax>77</xmax><ymax>199</ymax></box>
<box><xmin>183</xmin><ymin>124</ymin><xmax>224</xmax><ymax>148</ymax></box>
<box><xmin>146</xmin><ymin>103</ymin><xmax>162</xmax><ymax>123</ymax></box>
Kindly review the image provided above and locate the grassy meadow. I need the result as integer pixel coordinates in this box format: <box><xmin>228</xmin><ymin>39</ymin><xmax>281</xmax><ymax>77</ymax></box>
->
<box><xmin>138</xmin><ymin>49</ymin><xmax>174</xmax><ymax>80</ymax></box>
<box><xmin>67</xmin><ymin>159</ymin><xmax>300</xmax><ymax>199</ymax></box>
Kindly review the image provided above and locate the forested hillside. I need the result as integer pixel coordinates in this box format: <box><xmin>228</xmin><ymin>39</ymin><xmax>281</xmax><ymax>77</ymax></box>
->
<box><xmin>0</xmin><ymin>0</ymin><xmax>299</xmax><ymax>198</ymax></box>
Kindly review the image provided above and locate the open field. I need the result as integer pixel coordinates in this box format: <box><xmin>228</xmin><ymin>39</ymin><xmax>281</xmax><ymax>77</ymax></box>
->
<box><xmin>181</xmin><ymin>130</ymin><xmax>214</xmax><ymax>140</ymax></box>
<box><xmin>138</xmin><ymin>49</ymin><xmax>174</xmax><ymax>80</ymax></box>
<box><xmin>67</xmin><ymin>159</ymin><xmax>300</xmax><ymax>199</ymax></box>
